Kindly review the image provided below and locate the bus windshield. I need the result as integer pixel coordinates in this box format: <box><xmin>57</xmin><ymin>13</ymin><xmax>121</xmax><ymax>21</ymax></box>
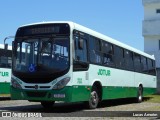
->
<box><xmin>13</xmin><ymin>37</ymin><xmax>69</xmax><ymax>74</ymax></box>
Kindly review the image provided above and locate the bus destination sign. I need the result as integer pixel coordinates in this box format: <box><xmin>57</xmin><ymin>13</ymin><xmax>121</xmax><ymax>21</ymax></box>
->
<box><xmin>16</xmin><ymin>23</ymin><xmax>70</xmax><ymax>36</ymax></box>
<box><xmin>31</xmin><ymin>26</ymin><xmax>60</xmax><ymax>35</ymax></box>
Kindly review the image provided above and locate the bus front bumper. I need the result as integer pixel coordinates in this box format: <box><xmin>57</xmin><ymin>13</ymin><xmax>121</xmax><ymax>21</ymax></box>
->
<box><xmin>10</xmin><ymin>86</ymin><xmax>73</xmax><ymax>102</ymax></box>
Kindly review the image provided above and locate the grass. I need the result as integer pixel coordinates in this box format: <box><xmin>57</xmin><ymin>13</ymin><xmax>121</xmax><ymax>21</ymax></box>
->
<box><xmin>144</xmin><ymin>94</ymin><xmax>160</xmax><ymax>103</ymax></box>
<box><xmin>0</xmin><ymin>94</ymin><xmax>10</xmax><ymax>97</ymax></box>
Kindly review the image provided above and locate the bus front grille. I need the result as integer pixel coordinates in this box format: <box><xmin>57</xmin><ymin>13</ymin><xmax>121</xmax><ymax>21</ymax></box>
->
<box><xmin>25</xmin><ymin>86</ymin><xmax>51</xmax><ymax>89</ymax></box>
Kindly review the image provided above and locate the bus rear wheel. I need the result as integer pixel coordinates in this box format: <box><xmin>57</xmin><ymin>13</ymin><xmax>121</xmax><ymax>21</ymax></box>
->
<box><xmin>88</xmin><ymin>86</ymin><xmax>99</xmax><ymax>109</ymax></box>
<box><xmin>41</xmin><ymin>101</ymin><xmax>55</xmax><ymax>109</ymax></box>
<box><xmin>136</xmin><ymin>86</ymin><xmax>143</xmax><ymax>103</ymax></box>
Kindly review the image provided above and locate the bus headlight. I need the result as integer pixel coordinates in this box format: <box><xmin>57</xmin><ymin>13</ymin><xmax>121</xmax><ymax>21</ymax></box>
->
<box><xmin>11</xmin><ymin>78</ymin><xmax>22</xmax><ymax>89</ymax></box>
<box><xmin>53</xmin><ymin>77</ymin><xmax>70</xmax><ymax>90</ymax></box>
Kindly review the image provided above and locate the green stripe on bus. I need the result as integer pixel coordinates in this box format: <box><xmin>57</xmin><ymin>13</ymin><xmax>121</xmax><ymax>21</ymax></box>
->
<box><xmin>0</xmin><ymin>83</ymin><xmax>10</xmax><ymax>94</ymax></box>
<box><xmin>102</xmin><ymin>86</ymin><xmax>137</xmax><ymax>99</ymax></box>
<box><xmin>11</xmin><ymin>85</ymin><xmax>156</xmax><ymax>102</ymax></box>
<box><xmin>143</xmin><ymin>87</ymin><xmax>156</xmax><ymax>96</ymax></box>
<box><xmin>72</xmin><ymin>86</ymin><xmax>91</xmax><ymax>102</ymax></box>
<box><xmin>102</xmin><ymin>86</ymin><xmax>156</xmax><ymax>100</ymax></box>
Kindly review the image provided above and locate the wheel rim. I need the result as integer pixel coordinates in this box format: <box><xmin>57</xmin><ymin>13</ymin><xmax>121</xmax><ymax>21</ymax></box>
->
<box><xmin>139</xmin><ymin>93</ymin><xmax>142</xmax><ymax>101</ymax></box>
<box><xmin>91</xmin><ymin>91</ymin><xmax>98</xmax><ymax>106</ymax></box>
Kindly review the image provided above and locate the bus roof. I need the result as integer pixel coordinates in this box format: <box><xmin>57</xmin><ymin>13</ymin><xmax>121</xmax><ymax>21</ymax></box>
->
<box><xmin>20</xmin><ymin>21</ymin><xmax>155</xmax><ymax>60</ymax></box>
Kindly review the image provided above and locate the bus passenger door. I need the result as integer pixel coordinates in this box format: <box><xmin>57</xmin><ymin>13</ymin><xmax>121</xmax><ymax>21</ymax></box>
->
<box><xmin>72</xmin><ymin>33</ymin><xmax>90</xmax><ymax>102</ymax></box>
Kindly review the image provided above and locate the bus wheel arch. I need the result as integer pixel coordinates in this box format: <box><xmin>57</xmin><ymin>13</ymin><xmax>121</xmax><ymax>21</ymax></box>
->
<box><xmin>92</xmin><ymin>81</ymin><xmax>102</xmax><ymax>101</ymax></box>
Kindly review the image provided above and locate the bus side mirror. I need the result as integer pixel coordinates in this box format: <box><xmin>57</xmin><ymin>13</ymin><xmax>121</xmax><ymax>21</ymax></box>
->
<box><xmin>78</xmin><ymin>39</ymin><xmax>84</xmax><ymax>50</ymax></box>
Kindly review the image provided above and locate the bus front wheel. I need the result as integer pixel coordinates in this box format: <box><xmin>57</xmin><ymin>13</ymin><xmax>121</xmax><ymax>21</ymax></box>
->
<box><xmin>41</xmin><ymin>101</ymin><xmax>55</xmax><ymax>109</ymax></box>
<box><xmin>88</xmin><ymin>86</ymin><xmax>99</xmax><ymax>109</ymax></box>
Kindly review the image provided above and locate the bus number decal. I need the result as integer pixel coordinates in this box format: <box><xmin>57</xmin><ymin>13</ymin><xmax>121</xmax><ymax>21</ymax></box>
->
<box><xmin>77</xmin><ymin>78</ymin><xmax>82</xmax><ymax>84</ymax></box>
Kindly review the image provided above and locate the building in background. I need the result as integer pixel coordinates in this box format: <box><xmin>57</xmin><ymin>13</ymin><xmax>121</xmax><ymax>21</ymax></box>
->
<box><xmin>142</xmin><ymin>0</ymin><xmax>160</xmax><ymax>93</ymax></box>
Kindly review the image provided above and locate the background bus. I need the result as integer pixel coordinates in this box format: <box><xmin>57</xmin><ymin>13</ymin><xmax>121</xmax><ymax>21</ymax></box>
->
<box><xmin>10</xmin><ymin>21</ymin><xmax>156</xmax><ymax>109</ymax></box>
<box><xmin>0</xmin><ymin>44</ymin><xmax>12</xmax><ymax>97</ymax></box>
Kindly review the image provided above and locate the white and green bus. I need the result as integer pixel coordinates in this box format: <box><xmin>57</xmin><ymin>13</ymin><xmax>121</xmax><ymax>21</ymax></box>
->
<box><xmin>0</xmin><ymin>44</ymin><xmax>12</xmax><ymax>97</ymax></box>
<box><xmin>10</xmin><ymin>21</ymin><xmax>156</xmax><ymax>109</ymax></box>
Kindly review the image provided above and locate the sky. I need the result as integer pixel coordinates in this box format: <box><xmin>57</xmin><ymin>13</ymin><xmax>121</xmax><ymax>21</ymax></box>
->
<box><xmin>0</xmin><ymin>0</ymin><xmax>144</xmax><ymax>51</ymax></box>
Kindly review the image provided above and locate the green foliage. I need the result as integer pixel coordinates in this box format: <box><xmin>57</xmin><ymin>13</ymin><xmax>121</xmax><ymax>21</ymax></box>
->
<box><xmin>144</xmin><ymin>94</ymin><xmax>160</xmax><ymax>103</ymax></box>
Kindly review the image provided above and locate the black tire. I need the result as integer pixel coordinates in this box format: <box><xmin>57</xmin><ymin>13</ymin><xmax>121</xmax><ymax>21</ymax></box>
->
<box><xmin>88</xmin><ymin>86</ymin><xmax>99</xmax><ymax>109</ymax></box>
<box><xmin>41</xmin><ymin>101</ymin><xmax>55</xmax><ymax>109</ymax></box>
<box><xmin>136</xmin><ymin>86</ymin><xmax>143</xmax><ymax>103</ymax></box>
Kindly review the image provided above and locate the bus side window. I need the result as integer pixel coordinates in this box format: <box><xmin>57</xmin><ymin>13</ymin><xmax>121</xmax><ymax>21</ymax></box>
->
<box><xmin>114</xmin><ymin>46</ymin><xmax>124</xmax><ymax>69</ymax></box>
<box><xmin>148</xmin><ymin>59</ymin><xmax>156</xmax><ymax>75</ymax></box>
<box><xmin>124</xmin><ymin>50</ymin><xmax>134</xmax><ymax>70</ymax></box>
<box><xmin>89</xmin><ymin>37</ymin><xmax>102</xmax><ymax>64</ymax></box>
<box><xmin>102</xmin><ymin>41</ymin><xmax>114</xmax><ymax>66</ymax></box>
<box><xmin>152</xmin><ymin>60</ymin><xmax>156</xmax><ymax>76</ymax></box>
<box><xmin>74</xmin><ymin>36</ymin><xmax>87</xmax><ymax>62</ymax></box>
<box><xmin>141</xmin><ymin>56</ymin><xmax>148</xmax><ymax>74</ymax></box>
<box><xmin>134</xmin><ymin>53</ymin><xmax>141</xmax><ymax>72</ymax></box>
<box><xmin>0</xmin><ymin>49</ymin><xmax>12</xmax><ymax>68</ymax></box>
